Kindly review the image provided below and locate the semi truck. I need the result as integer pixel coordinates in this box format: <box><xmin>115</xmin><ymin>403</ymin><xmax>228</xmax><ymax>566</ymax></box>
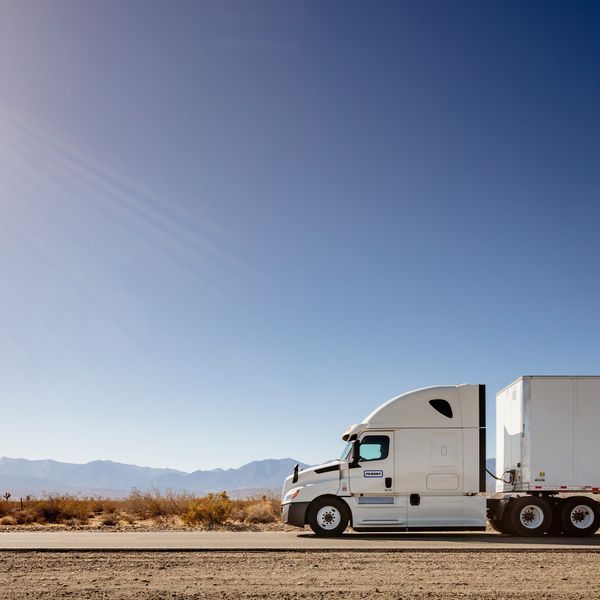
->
<box><xmin>281</xmin><ymin>376</ymin><xmax>600</xmax><ymax>537</ymax></box>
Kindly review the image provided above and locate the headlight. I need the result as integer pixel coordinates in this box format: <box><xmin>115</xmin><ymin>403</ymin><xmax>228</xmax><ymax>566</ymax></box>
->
<box><xmin>283</xmin><ymin>487</ymin><xmax>302</xmax><ymax>503</ymax></box>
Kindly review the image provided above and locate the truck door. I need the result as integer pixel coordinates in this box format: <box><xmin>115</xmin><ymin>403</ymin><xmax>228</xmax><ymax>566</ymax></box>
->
<box><xmin>348</xmin><ymin>431</ymin><xmax>407</xmax><ymax>527</ymax></box>
<box><xmin>348</xmin><ymin>432</ymin><xmax>395</xmax><ymax>495</ymax></box>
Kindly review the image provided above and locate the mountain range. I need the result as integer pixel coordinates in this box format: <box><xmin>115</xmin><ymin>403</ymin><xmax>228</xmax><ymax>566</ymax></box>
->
<box><xmin>0</xmin><ymin>456</ymin><xmax>498</xmax><ymax>498</ymax></box>
<box><xmin>0</xmin><ymin>457</ymin><xmax>308</xmax><ymax>498</ymax></box>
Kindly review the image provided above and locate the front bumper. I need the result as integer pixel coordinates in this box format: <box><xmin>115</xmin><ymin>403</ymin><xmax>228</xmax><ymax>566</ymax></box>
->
<box><xmin>281</xmin><ymin>502</ymin><xmax>310</xmax><ymax>528</ymax></box>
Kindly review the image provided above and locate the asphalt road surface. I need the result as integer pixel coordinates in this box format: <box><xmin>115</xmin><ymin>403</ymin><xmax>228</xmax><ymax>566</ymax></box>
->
<box><xmin>1</xmin><ymin>531</ymin><xmax>599</xmax><ymax>551</ymax></box>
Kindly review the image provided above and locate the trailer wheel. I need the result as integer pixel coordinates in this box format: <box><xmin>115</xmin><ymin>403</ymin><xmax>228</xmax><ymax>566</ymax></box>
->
<box><xmin>560</xmin><ymin>497</ymin><xmax>600</xmax><ymax>537</ymax></box>
<box><xmin>507</xmin><ymin>497</ymin><xmax>552</xmax><ymax>537</ymax></box>
<box><xmin>307</xmin><ymin>497</ymin><xmax>349</xmax><ymax>537</ymax></box>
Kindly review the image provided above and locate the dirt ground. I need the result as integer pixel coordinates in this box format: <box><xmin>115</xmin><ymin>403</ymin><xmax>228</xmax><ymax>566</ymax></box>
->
<box><xmin>1</xmin><ymin>551</ymin><xmax>598</xmax><ymax>599</ymax></box>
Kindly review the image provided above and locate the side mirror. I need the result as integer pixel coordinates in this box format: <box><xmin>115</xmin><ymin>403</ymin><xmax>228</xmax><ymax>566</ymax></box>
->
<box><xmin>292</xmin><ymin>463</ymin><xmax>299</xmax><ymax>484</ymax></box>
<box><xmin>349</xmin><ymin>439</ymin><xmax>360</xmax><ymax>468</ymax></box>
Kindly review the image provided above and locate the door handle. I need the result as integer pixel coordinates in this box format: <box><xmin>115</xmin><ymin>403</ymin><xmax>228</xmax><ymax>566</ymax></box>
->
<box><xmin>385</xmin><ymin>477</ymin><xmax>392</xmax><ymax>489</ymax></box>
<box><xmin>410</xmin><ymin>493</ymin><xmax>420</xmax><ymax>506</ymax></box>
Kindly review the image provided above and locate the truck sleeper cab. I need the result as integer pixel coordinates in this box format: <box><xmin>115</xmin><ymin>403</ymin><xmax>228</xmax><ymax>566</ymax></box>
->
<box><xmin>281</xmin><ymin>378</ymin><xmax>600</xmax><ymax>537</ymax></box>
<box><xmin>281</xmin><ymin>384</ymin><xmax>488</xmax><ymax>535</ymax></box>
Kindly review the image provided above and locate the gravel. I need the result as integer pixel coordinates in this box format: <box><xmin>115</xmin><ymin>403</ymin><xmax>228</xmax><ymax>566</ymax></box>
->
<box><xmin>1</xmin><ymin>550</ymin><xmax>598</xmax><ymax>599</ymax></box>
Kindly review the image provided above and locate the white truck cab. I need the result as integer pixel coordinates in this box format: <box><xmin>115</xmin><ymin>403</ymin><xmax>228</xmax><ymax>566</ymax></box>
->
<box><xmin>281</xmin><ymin>384</ymin><xmax>487</xmax><ymax>535</ymax></box>
<box><xmin>282</xmin><ymin>377</ymin><xmax>600</xmax><ymax>537</ymax></box>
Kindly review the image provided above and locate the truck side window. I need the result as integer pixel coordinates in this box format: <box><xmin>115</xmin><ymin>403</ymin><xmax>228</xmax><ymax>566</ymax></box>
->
<box><xmin>429</xmin><ymin>399</ymin><xmax>453</xmax><ymax>418</ymax></box>
<box><xmin>359</xmin><ymin>435</ymin><xmax>389</xmax><ymax>461</ymax></box>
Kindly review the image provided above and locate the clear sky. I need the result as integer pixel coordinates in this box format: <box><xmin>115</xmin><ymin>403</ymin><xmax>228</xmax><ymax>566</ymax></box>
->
<box><xmin>1</xmin><ymin>0</ymin><xmax>599</xmax><ymax>471</ymax></box>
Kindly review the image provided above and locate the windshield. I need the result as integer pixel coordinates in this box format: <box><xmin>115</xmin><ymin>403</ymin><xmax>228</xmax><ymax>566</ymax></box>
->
<box><xmin>339</xmin><ymin>441</ymin><xmax>352</xmax><ymax>461</ymax></box>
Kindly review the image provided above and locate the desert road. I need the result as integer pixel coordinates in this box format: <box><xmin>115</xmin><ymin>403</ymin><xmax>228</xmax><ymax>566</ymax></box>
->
<box><xmin>1</xmin><ymin>530</ymin><xmax>599</xmax><ymax>551</ymax></box>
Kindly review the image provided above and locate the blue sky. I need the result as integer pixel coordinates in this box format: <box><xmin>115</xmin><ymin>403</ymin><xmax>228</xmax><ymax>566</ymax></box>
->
<box><xmin>1</xmin><ymin>0</ymin><xmax>599</xmax><ymax>471</ymax></box>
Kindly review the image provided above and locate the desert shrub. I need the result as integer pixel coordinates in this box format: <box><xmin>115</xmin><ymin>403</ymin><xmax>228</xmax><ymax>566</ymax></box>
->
<box><xmin>182</xmin><ymin>492</ymin><xmax>233</xmax><ymax>527</ymax></box>
<box><xmin>0</xmin><ymin>490</ymin><xmax>282</xmax><ymax>528</ymax></box>
<box><xmin>245</xmin><ymin>501</ymin><xmax>276</xmax><ymax>524</ymax></box>
<box><xmin>101</xmin><ymin>512</ymin><xmax>119</xmax><ymax>527</ymax></box>
<box><xmin>164</xmin><ymin>493</ymin><xmax>192</xmax><ymax>516</ymax></box>
<box><xmin>0</xmin><ymin>515</ymin><xmax>16</xmax><ymax>526</ymax></box>
<box><xmin>91</xmin><ymin>498</ymin><xmax>118</xmax><ymax>514</ymax></box>
<box><xmin>35</xmin><ymin>495</ymin><xmax>93</xmax><ymax>524</ymax></box>
<box><xmin>123</xmin><ymin>489</ymin><xmax>192</xmax><ymax>520</ymax></box>
<box><xmin>36</xmin><ymin>497</ymin><xmax>65</xmax><ymax>523</ymax></box>
<box><xmin>229</xmin><ymin>504</ymin><xmax>247</xmax><ymax>522</ymax></box>
<box><xmin>121</xmin><ymin>512</ymin><xmax>136</xmax><ymax>524</ymax></box>
<box><xmin>13</xmin><ymin>509</ymin><xmax>38</xmax><ymax>525</ymax></box>
<box><xmin>122</xmin><ymin>489</ymin><xmax>164</xmax><ymax>519</ymax></box>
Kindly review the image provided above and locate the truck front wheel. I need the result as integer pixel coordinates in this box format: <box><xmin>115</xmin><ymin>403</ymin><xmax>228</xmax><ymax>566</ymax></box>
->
<box><xmin>307</xmin><ymin>497</ymin><xmax>349</xmax><ymax>537</ymax></box>
<box><xmin>560</xmin><ymin>497</ymin><xmax>600</xmax><ymax>537</ymax></box>
<box><xmin>507</xmin><ymin>497</ymin><xmax>552</xmax><ymax>537</ymax></box>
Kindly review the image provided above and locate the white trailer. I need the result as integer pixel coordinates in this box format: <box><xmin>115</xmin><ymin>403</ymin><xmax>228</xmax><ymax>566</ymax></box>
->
<box><xmin>281</xmin><ymin>376</ymin><xmax>600</xmax><ymax>537</ymax></box>
<box><xmin>496</xmin><ymin>376</ymin><xmax>600</xmax><ymax>493</ymax></box>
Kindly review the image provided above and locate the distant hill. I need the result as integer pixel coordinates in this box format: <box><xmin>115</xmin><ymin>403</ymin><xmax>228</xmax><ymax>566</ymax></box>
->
<box><xmin>0</xmin><ymin>457</ymin><xmax>308</xmax><ymax>498</ymax></box>
<box><xmin>0</xmin><ymin>456</ymin><xmax>500</xmax><ymax>498</ymax></box>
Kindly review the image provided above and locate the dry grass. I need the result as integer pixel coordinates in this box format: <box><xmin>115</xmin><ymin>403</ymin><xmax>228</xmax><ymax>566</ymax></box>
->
<box><xmin>245</xmin><ymin>499</ymin><xmax>277</xmax><ymax>524</ymax></box>
<box><xmin>0</xmin><ymin>492</ymin><xmax>281</xmax><ymax>529</ymax></box>
<box><xmin>182</xmin><ymin>492</ymin><xmax>233</xmax><ymax>526</ymax></box>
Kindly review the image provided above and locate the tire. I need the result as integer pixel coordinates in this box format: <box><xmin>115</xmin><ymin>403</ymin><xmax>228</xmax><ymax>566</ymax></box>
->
<box><xmin>560</xmin><ymin>497</ymin><xmax>600</xmax><ymax>537</ymax></box>
<box><xmin>507</xmin><ymin>496</ymin><xmax>552</xmax><ymax>537</ymax></box>
<box><xmin>489</xmin><ymin>517</ymin><xmax>514</xmax><ymax>535</ymax></box>
<box><xmin>307</xmin><ymin>497</ymin><xmax>350</xmax><ymax>537</ymax></box>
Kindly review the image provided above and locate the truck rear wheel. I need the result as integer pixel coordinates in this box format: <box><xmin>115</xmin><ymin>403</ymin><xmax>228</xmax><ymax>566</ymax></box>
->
<box><xmin>560</xmin><ymin>497</ymin><xmax>600</xmax><ymax>537</ymax></box>
<box><xmin>307</xmin><ymin>497</ymin><xmax>349</xmax><ymax>537</ymax></box>
<box><xmin>507</xmin><ymin>497</ymin><xmax>552</xmax><ymax>537</ymax></box>
<box><xmin>489</xmin><ymin>517</ymin><xmax>513</xmax><ymax>534</ymax></box>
